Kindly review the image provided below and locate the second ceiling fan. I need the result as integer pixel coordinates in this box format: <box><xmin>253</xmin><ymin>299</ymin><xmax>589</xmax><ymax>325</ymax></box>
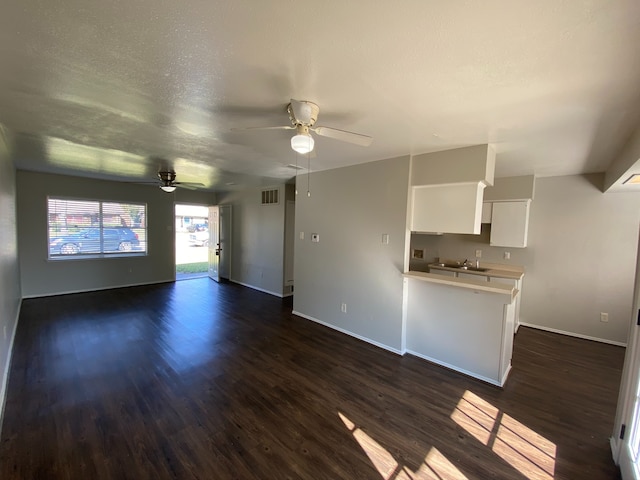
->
<box><xmin>232</xmin><ymin>99</ymin><xmax>373</xmax><ymax>154</ymax></box>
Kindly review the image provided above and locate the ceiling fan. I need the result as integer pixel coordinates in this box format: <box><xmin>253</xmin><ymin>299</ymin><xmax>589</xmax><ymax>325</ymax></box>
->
<box><xmin>142</xmin><ymin>171</ymin><xmax>204</xmax><ymax>192</ymax></box>
<box><xmin>232</xmin><ymin>99</ymin><xmax>373</xmax><ymax>154</ymax></box>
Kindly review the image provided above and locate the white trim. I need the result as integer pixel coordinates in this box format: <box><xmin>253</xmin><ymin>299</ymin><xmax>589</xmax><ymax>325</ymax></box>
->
<box><xmin>500</xmin><ymin>364</ymin><xmax>512</xmax><ymax>387</ymax></box>
<box><xmin>0</xmin><ymin>301</ymin><xmax>21</xmax><ymax>435</ymax></box>
<box><xmin>292</xmin><ymin>310</ymin><xmax>404</xmax><ymax>356</ymax></box>
<box><xmin>519</xmin><ymin>322</ymin><xmax>627</xmax><ymax>347</ymax></box>
<box><xmin>21</xmin><ymin>279</ymin><xmax>174</xmax><ymax>299</ymax></box>
<box><xmin>230</xmin><ymin>280</ymin><xmax>284</xmax><ymax>298</ymax></box>
<box><xmin>611</xmin><ymin>436</ymin><xmax>620</xmax><ymax>465</ymax></box>
<box><xmin>407</xmin><ymin>349</ymin><xmax>506</xmax><ymax>387</ymax></box>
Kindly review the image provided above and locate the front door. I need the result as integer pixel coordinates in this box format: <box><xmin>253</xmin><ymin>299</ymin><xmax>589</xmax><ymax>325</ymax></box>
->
<box><xmin>614</xmin><ymin>227</ymin><xmax>640</xmax><ymax>479</ymax></box>
<box><xmin>208</xmin><ymin>206</ymin><xmax>220</xmax><ymax>282</ymax></box>
<box><xmin>219</xmin><ymin>205</ymin><xmax>231</xmax><ymax>280</ymax></box>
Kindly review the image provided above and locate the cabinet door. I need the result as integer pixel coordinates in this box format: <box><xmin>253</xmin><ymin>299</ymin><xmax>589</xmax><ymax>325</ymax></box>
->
<box><xmin>490</xmin><ymin>201</ymin><xmax>530</xmax><ymax>248</ymax></box>
<box><xmin>456</xmin><ymin>272</ymin><xmax>489</xmax><ymax>282</ymax></box>
<box><xmin>411</xmin><ymin>183</ymin><xmax>485</xmax><ymax>234</ymax></box>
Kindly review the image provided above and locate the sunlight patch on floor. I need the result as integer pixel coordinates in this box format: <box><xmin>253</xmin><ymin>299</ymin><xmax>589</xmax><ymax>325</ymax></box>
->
<box><xmin>339</xmin><ymin>389</ymin><xmax>556</xmax><ymax>480</ymax></box>
<box><xmin>339</xmin><ymin>412</ymin><xmax>468</xmax><ymax>480</ymax></box>
<box><xmin>451</xmin><ymin>390</ymin><xmax>556</xmax><ymax>480</ymax></box>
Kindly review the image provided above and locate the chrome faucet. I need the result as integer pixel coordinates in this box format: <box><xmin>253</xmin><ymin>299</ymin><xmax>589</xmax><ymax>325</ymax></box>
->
<box><xmin>462</xmin><ymin>259</ymin><xmax>469</xmax><ymax>267</ymax></box>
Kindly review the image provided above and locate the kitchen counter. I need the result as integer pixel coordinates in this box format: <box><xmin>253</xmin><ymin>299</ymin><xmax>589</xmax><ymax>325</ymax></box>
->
<box><xmin>403</xmin><ymin>271</ymin><xmax>518</xmax><ymax>300</ymax></box>
<box><xmin>403</xmin><ymin>268</ymin><xmax>518</xmax><ymax>387</ymax></box>
<box><xmin>427</xmin><ymin>261</ymin><xmax>524</xmax><ymax>280</ymax></box>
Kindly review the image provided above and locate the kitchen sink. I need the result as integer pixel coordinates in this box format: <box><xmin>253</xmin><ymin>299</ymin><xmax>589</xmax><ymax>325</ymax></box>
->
<box><xmin>433</xmin><ymin>263</ymin><xmax>489</xmax><ymax>272</ymax></box>
<box><xmin>457</xmin><ymin>266</ymin><xmax>489</xmax><ymax>272</ymax></box>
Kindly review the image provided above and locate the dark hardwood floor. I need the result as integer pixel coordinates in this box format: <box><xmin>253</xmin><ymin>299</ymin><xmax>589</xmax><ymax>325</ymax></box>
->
<box><xmin>0</xmin><ymin>279</ymin><xmax>625</xmax><ymax>479</ymax></box>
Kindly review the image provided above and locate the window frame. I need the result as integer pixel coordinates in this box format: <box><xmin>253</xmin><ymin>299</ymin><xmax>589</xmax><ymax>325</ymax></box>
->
<box><xmin>47</xmin><ymin>196</ymin><xmax>147</xmax><ymax>260</ymax></box>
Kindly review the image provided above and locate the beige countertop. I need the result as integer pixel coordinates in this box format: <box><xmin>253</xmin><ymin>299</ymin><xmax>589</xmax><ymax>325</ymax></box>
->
<box><xmin>404</xmin><ymin>271</ymin><xmax>518</xmax><ymax>300</ymax></box>
<box><xmin>426</xmin><ymin>261</ymin><xmax>524</xmax><ymax>280</ymax></box>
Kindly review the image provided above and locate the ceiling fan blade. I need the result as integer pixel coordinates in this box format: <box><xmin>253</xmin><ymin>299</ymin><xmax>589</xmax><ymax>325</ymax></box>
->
<box><xmin>312</xmin><ymin>126</ymin><xmax>373</xmax><ymax>147</ymax></box>
<box><xmin>172</xmin><ymin>183</ymin><xmax>198</xmax><ymax>190</ymax></box>
<box><xmin>175</xmin><ymin>182</ymin><xmax>205</xmax><ymax>187</ymax></box>
<box><xmin>290</xmin><ymin>99</ymin><xmax>314</xmax><ymax>125</ymax></box>
<box><xmin>231</xmin><ymin>125</ymin><xmax>294</xmax><ymax>132</ymax></box>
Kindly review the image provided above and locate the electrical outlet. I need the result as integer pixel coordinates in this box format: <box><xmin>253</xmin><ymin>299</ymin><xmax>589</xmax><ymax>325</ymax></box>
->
<box><xmin>504</xmin><ymin>251</ymin><xmax>511</xmax><ymax>260</ymax></box>
<box><xmin>600</xmin><ymin>312</ymin><xmax>609</xmax><ymax>323</ymax></box>
<box><xmin>299</xmin><ymin>231</ymin><xmax>305</xmax><ymax>240</ymax></box>
<box><xmin>475</xmin><ymin>249</ymin><xmax>482</xmax><ymax>258</ymax></box>
<box><xmin>341</xmin><ymin>303</ymin><xmax>347</xmax><ymax>313</ymax></box>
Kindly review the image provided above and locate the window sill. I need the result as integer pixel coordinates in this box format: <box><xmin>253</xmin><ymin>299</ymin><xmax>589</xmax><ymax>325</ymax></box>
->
<box><xmin>48</xmin><ymin>252</ymin><xmax>147</xmax><ymax>261</ymax></box>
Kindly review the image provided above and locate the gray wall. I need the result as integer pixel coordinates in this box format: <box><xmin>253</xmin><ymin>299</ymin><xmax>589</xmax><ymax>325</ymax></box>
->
<box><xmin>293</xmin><ymin>156</ymin><xmax>410</xmax><ymax>352</ymax></box>
<box><xmin>217</xmin><ymin>184</ymin><xmax>288</xmax><ymax>296</ymax></box>
<box><xmin>410</xmin><ymin>174</ymin><xmax>640</xmax><ymax>345</ymax></box>
<box><xmin>0</xmin><ymin>129</ymin><xmax>21</xmax><ymax>424</ymax></box>
<box><xmin>17</xmin><ymin>170</ymin><xmax>216</xmax><ymax>297</ymax></box>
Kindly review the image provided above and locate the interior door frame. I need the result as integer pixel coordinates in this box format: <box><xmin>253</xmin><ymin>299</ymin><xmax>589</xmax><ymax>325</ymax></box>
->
<box><xmin>612</xmin><ymin>226</ymin><xmax>640</xmax><ymax>478</ymax></box>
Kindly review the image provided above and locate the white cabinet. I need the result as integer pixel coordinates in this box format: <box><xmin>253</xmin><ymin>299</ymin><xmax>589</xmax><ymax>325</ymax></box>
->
<box><xmin>490</xmin><ymin>200</ymin><xmax>530</xmax><ymax>248</ymax></box>
<box><xmin>456</xmin><ymin>272</ymin><xmax>489</xmax><ymax>282</ymax></box>
<box><xmin>411</xmin><ymin>182</ymin><xmax>485</xmax><ymax>234</ymax></box>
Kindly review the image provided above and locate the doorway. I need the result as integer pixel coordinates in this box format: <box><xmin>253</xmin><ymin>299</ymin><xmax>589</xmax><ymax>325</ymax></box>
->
<box><xmin>175</xmin><ymin>204</ymin><xmax>209</xmax><ymax>280</ymax></box>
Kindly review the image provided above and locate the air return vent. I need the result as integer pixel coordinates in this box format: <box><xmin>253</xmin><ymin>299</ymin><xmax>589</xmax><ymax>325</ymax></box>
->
<box><xmin>261</xmin><ymin>189</ymin><xmax>279</xmax><ymax>205</ymax></box>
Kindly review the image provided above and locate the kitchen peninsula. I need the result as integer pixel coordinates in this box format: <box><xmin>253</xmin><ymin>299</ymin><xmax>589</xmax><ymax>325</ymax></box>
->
<box><xmin>403</xmin><ymin>263</ymin><xmax>524</xmax><ymax>387</ymax></box>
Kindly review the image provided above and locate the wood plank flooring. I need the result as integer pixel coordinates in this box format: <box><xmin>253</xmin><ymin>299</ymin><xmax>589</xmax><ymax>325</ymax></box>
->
<box><xmin>0</xmin><ymin>279</ymin><xmax>625</xmax><ymax>479</ymax></box>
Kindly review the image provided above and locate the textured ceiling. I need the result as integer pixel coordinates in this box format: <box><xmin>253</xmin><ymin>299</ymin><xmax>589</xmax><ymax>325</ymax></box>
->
<box><xmin>1</xmin><ymin>1</ymin><xmax>640</xmax><ymax>191</ymax></box>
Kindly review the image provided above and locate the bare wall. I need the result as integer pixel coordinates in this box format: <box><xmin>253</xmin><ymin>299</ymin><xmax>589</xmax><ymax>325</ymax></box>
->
<box><xmin>410</xmin><ymin>174</ymin><xmax>640</xmax><ymax>344</ymax></box>
<box><xmin>217</xmin><ymin>184</ymin><xmax>287</xmax><ymax>297</ymax></box>
<box><xmin>17</xmin><ymin>171</ymin><xmax>216</xmax><ymax>297</ymax></box>
<box><xmin>293</xmin><ymin>156</ymin><xmax>410</xmax><ymax>352</ymax></box>
<box><xmin>0</xmin><ymin>129</ymin><xmax>21</xmax><ymax>427</ymax></box>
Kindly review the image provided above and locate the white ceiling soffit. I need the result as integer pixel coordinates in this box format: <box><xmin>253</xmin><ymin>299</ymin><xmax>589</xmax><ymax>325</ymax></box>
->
<box><xmin>0</xmin><ymin>1</ymin><xmax>640</xmax><ymax>191</ymax></box>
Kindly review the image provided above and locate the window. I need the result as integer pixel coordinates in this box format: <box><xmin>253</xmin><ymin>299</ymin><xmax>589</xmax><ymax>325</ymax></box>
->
<box><xmin>47</xmin><ymin>198</ymin><xmax>147</xmax><ymax>259</ymax></box>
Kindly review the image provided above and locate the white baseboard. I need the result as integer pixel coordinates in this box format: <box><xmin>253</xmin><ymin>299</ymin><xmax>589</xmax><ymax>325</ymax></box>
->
<box><xmin>519</xmin><ymin>322</ymin><xmax>627</xmax><ymax>347</ymax></box>
<box><xmin>0</xmin><ymin>300</ymin><xmax>21</xmax><ymax>435</ymax></box>
<box><xmin>292</xmin><ymin>310</ymin><xmax>403</xmax><ymax>356</ymax></box>
<box><xmin>21</xmin><ymin>279</ymin><xmax>175</xmax><ymax>299</ymax></box>
<box><xmin>406</xmin><ymin>349</ymin><xmax>506</xmax><ymax>387</ymax></box>
<box><xmin>230</xmin><ymin>279</ymin><xmax>284</xmax><ymax>298</ymax></box>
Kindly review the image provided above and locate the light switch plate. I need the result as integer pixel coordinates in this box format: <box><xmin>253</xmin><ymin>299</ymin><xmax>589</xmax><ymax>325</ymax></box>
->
<box><xmin>299</xmin><ymin>231</ymin><xmax>304</xmax><ymax>240</ymax></box>
<box><xmin>382</xmin><ymin>234</ymin><xmax>389</xmax><ymax>244</ymax></box>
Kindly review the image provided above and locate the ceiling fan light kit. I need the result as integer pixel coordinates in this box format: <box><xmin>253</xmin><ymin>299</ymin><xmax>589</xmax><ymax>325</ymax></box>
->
<box><xmin>291</xmin><ymin>132</ymin><xmax>314</xmax><ymax>154</ymax></box>
<box><xmin>160</xmin><ymin>185</ymin><xmax>177</xmax><ymax>193</ymax></box>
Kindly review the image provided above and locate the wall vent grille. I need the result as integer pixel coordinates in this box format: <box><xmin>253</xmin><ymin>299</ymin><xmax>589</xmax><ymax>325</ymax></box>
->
<box><xmin>261</xmin><ymin>189</ymin><xmax>279</xmax><ymax>205</ymax></box>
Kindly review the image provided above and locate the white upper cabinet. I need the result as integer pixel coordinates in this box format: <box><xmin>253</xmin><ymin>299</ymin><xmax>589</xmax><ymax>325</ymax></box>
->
<box><xmin>411</xmin><ymin>182</ymin><xmax>486</xmax><ymax>234</ymax></box>
<box><xmin>410</xmin><ymin>145</ymin><xmax>496</xmax><ymax>234</ymax></box>
<box><xmin>490</xmin><ymin>200</ymin><xmax>531</xmax><ymax>248</ymax></box>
